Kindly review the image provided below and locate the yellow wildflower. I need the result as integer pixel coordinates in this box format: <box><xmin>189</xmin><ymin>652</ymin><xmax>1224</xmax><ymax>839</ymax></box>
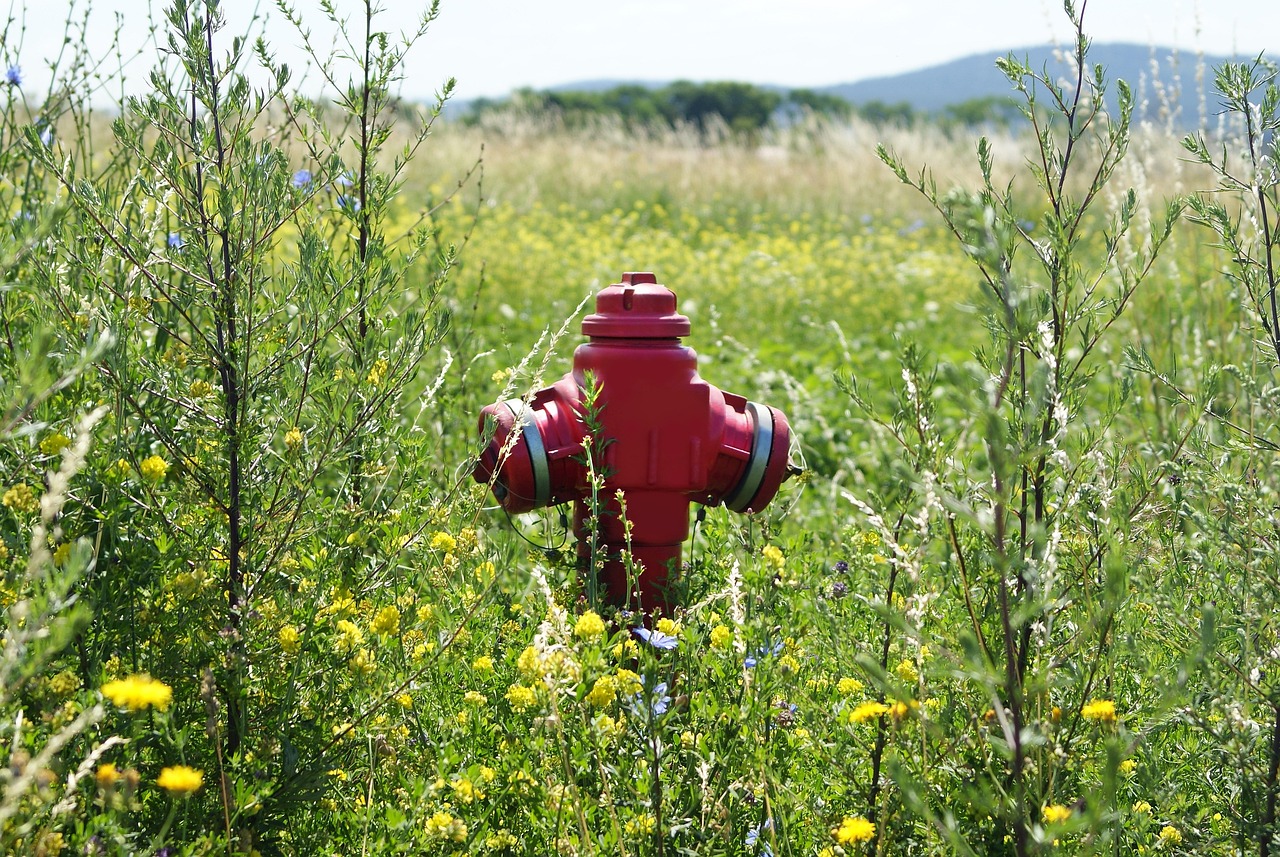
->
<box><xmin>624</xmin><ymin>814</ymin><xmax>656</xmax><ymax>836</ymax></box>
<box><xmin>335</xmin><ymin>619</ymin><xmax>364</xmax><ymax>650</ymax></box>
<box><xmin>100</xmin><ymin>675</ymin><xmax>173</xmax><ymax>712</ymax></box>
<box><xmin>849</xmin><ymin>701</ymin><xmax>890</xmax><ymax>724</ymax></box>
<box><xmin>278</xmin><ymin>625</ymin><xmax>301</xmax><ymax>654</ymax></box>
<box><xmin>833</xmin><ymin>816</ymin><xmax>875</xmax><ymax>844</ymax></box>
<box><xmin>190</xmin><ymin>379</ymin><xmax>214</xmax><ymax>398</ymax></box>
<box><xmin>48</xmin><ymin>671</ymin><xmax>80</xmax><ymax>697</ymax></box>
<box><xmin>1081</xmin><ymin>699</ymin><xmax>1117</xmax><ymax>724</ymax></box>
<box><xmin>156</xmin><ymin>765</ymin><xmax>203</xmax><ymax>796</ymax></box>
<box><xmin>429</xmin><ymin>531</ymin><xmax>456</xmax><ymax>552</ymax></box>
<box><xmin>425</xmin><ymin>810</ymin><xmax>467</xmax><ymax>842</ymax></box>
<box><xmin>2</xmin><ymin>484</ymin><xmax>39</xmax><ymax>514</ymax></box>
<box><xmin>1133</xmin><ymin>800</ymin><xmax>1152</xmax><ymax>814</ymax></box>
<box><xmin>370</xmin><ymin>605</ymin><xmax>400</xmax><ymax>637</ymax></box>
<box><xmin>450</xmin><ymin>777</ymin><xmax>483</xmax><ymax>803</ymax></box>
<box><xmin>710</xmin><ymin>625</ymin><xmax>732</xmax><ymax>650</ymax></box>
<box><xmin>40</xmin><ymin>433</ymin><xmax>71</xmax><ymax>456</ymax></box>
<box><xmin>1120</xmin><ymin>759</ymin><xmax>1138</xmax><ymax>775</ymax></box>
<box><xmin>615</xmin><ymin>669</ymin><xmax>643</xmax><ymax>695</ymax></box>
<box><xmin>574</xmin><ymin>610</ymin><xmax>606</xmax><ymax>639</ymax></box>
<box><xmin>517</xmin><ymin>645</ymin><xmax>540</xmax><ymax>679</ymax></box>
<box><xmin>463</xmin><ymin>690</ymin><xmax>487</xmax><ymax>706</ymax></box>
<box><xmin>139</xmin><ymin>455</ymin><xmax>169</xmax><ymax>483</ymax></box>
<box><xmin>837</xmin><ymin>677</ymin><xmax>864</xmax><ymax>695</ymax></box>
<box><xmin>1042</xmin><ymin>804</ymin><xmax>1072</xmax><ymax>823</ymax></box>
<box><xmin>505</xmin><ymin>684</ymin><xmax>537</xmax><ymax>711</ymax></box>
<box><xmin>585</xmin><ymin>675</ymin><xmax>617</xmax><ymax>708</ymax></box>
<box><xmin>96</xmin><ymin>763</ymin><xmax>120</xmax><ymax>788</ymax></box>
<box><xmin>396</xmin><ymin>693</ymin><xmax>413</xmax><ymax>708</ymax></box>
<box><xmin>1159</xmin><ymin>825</ymin><xmax>1182</xmax><ymax>844</ymax></box>
<box><xmin>894</xmin><ymin>659</ymin><xmax>919</xmax><ymax>684</ymax></box>
<box><xmin>284</xmin><ymin>427</ymin><xmax>304</xmax><ymax>452</ymax></box>
<box><xmin>656</xmin><ymin>617</ymin><xmax>681</xmax><ymax>636</ymax></box>
<box><xmin>485</xmin><ymin>831</ymin><xmax>518</xmax><ymax>849</ymax></box>
<box><xmin>761</xmin><ymin>544</ymin><xmax>785</xmax><ymax>569</ymax></box>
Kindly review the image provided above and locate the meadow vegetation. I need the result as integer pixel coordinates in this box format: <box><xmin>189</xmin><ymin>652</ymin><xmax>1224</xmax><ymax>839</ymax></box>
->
<box><xmin>2</xmin><ymin>1</ymin><xmax>1280</xmax><ymax>855</ymax></box>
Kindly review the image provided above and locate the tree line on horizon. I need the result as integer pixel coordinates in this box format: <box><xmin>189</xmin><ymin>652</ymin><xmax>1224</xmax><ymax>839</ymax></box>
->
<box><xmin>459</xmin><ymin>80</ymin><xmax>1026</xmax><ymax>134</ymax></box>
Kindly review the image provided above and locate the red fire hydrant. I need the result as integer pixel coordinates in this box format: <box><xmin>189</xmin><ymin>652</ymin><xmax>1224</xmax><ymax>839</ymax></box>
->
<box><xmin>473</xmin><ymin>272</ymin><xmax>794</xmax><ymax>613</ymax></box>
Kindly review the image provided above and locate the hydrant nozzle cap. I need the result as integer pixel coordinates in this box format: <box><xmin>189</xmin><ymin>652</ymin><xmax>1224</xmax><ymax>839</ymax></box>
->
<box><xmin>581</xmin><ymin>273</ymin><xmax>691</xmax><ymax>339</ymax></box>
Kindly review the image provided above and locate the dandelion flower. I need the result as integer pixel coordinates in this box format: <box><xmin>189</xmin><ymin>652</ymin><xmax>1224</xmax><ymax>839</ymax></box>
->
<box><xmin>96</xmin><ymin>763</ymin><xmax>120</xmax><ymax>788</ymax></box>
<box><xmin>101</xmin><ymin>674</ymin><xmax>173</xmax><ymax>712</ymax></box>
<box><xmin>1081</xmin><ymin>699</ymin><xmax>1117</xmax><ymax>724</ymax></box>
<box><xmin>832</xmin><ymin>816</ymin><xmax>875</xmax><ymax>844</ymax></box>
<box><xmin>156</xmin><ymin>765</ymin><xmax>203</xmax><ymax>796</ymax></box>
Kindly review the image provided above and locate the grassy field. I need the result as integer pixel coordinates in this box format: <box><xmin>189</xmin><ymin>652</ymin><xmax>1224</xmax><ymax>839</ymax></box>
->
<box><xmin>4</xmin><ymin>3</ymin><xmax>1280</xmax><ymax>857</ymax></box>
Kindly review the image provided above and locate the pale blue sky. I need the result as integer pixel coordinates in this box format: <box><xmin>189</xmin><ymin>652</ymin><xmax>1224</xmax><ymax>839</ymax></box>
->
<box><xmin>9</xmin><ymin>0</ymin><xmax>1278</xmax><ymax>102</ymax></box>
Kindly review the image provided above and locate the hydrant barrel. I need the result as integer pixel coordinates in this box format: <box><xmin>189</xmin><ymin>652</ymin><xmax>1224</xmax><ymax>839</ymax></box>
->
<box><xmin>473</xmin><ymin>272</ymin><xmax>794</xmax><ymax>613</ymax></box>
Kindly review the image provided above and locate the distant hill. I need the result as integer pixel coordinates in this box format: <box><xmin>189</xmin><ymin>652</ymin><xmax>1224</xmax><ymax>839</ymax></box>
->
<box><xmin>817</xmin><ymin>43</ymin><xmax>1261</xmax><ymax>129</ymax></box>
<box><xmin>499</xmin><ymin>43</ymin><xmax>1272</xmax><ymax>131</ymax></box>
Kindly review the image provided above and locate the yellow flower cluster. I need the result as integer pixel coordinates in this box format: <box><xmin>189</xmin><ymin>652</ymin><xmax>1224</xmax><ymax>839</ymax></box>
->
<box><xmin>279</xmin><ymin>625</ymin><xmax>301</xmax><ymax>654</ymax></box>
<box><xmin>585</xmin><ymin>675</ymin><xmax>617</xmax><ymax>708</ymax></box>
<box><xmin>837</xmin><ymin>677</ymin><xmax>864</xmax><ymax>695</ymax></box>
<box><xmin>284</xmin><ymin>426</ymin><xmax>304</xmax><ymax>452</ymax></box>
<box><xmin>624</xmin><ymin>813</ymin><xmax>656</xmax><ymax>836</ymax></box>
<box><xmin>370</xmin><ymin>605</ymin><xmax>400</xmax><ymax>637</ymax></box>
<box><xmin>472</xmin><ymin>655</ymin><xmax>494</xmax><ymax>674</ymax></box>
<box><xmin>710</xmin><ymin>625</ymin><xmax>732</xmax><ymax>650</ymax></box>
<box><xmin>190</xmin><ymin>379</ymin><xmax>214</xmax><ymax>398</ymax></box>
<box><xmin>894</xmin><ymin>659</ymin><xmax>919</xmax><ymax>684</ymax></box>
<box><xmin>40</xmin><ymin>432</ymin><xmax>71</xmax><ymax>455</ymax></box>
<box><xmin>156</xmin><ymin>765</ymin><xmax>203</xmax><ymax>796</ymax></box>
<box><xmin>425</xmin><ymin>810</ymin><xmax>467</xmax><ymax>842</ymax></box>
<box><xmin>429</xmin><ymin>531</ymin><xmax>456</xmax><ymax>552</ymax></box>
<box><xmin>1081</xmin><ymin>699</ymin><xmax>1117</xmax><ymax>724</ymax></box>
<box><xmin>139</xmin><ymin>455</ymin><xmax>169</xmax><ymax>483</ymax></box>
<box><xmin>761</xmin><ymin>544</ymin><xmax>785</xmax><ymax>569</ymax></box>
<box><xmin>1042</xmin><ymin>804</ymin><xmax>1072</xmax><ymax>823</ymax></box>
<box><xmin>1159</xmin><ymin>825</ymin><xmax>1182</xmax><ymax>844</ymax></box>
<box><xmin>574</xmin><ymin>610</ymin><xmax>605</xmax><ymax>639</ymax></box>
<box><xmin>2</xmin><ymin>483</ymin><xmax>39</xmax><ymax>514</ymax></box>
<box><xmin>849</xmin><ymin>701</ymin><xmax>890</xmax><ymax>724</ymax></box>
<box><xmin>505</xmin><ymin>684</ymin><xmax>537</xmax><ymax>711</ymax></box>
<box><xmin>463</xmin><ymin>690</ymin><xmax>487</xmax><ymax>706</ymax></box>
<box><xmin>48</xmin><ymin>671</ymin><xmax>80</xmax><ymax>697</ymax></box>
<box><xmin>833</xmin><ymin>816</ymin><xmax>875</xmax><ymax>844</ymax></box>
<box><xmin>100</xmin><ymin>674</ymin><xmax>173</xmax><ymax>712</ymax></box>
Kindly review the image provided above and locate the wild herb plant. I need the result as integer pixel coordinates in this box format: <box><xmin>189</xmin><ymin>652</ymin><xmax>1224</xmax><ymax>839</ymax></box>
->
<box><xmin>863</xmin><ymin>3</ymin><xmax>1186</xmax><ymax>852</ymax></box>
<box><xmin>1174</xmin><ymin>56</ymin><xmax>1280</xmax><ymax>856</ymax></box>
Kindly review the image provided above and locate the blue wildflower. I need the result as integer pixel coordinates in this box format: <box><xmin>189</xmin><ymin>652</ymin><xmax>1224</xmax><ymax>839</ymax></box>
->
<box><xmin>167</xmin><ymin>232</ymin><xmax>184</xmax><ymax>249</ymax></box>
<box><xmin>5</xmin><ymin>66</ymin><xmax>20</xmax><ymax>87</ymax></box>
<box><xmin>833</xmin><ymin>560</ymin><xmax>849</xmax><ymax>574</ymax></box>
<box><xmin>334</xmin><ymin>171</ymin><xmax>354</xmax><ymax>188</ymax></box>
<box><xmin>291</xmin><ymin>169</ymin><xmax>312</xmax><ymax>189</ymax></box>
<box><xmin>630</xmin><ymin>679</ymin><xmax>671</xmax><ymax>718</ymax></box>
<box><xmin>336</xmin><ymin>194</ymin><xmax>361</xmax><ymax>213</ymax></box>
<box><xmin>745</xmin><ymin>819</ymin><xmax>774</xmax><ymax>856</ymax></box>
<box><xmin>37</xmin><ymin>124</ymin><xmax>53</xmax><ymax>147</ymax></box>
<box><xmin>745</xmin><ymin>640</ymin><xmax>784</xmax><ymax>669</ymax></box>
<box><xmin>633</xmin><ymin>627</ymin><xmax>678</xmax><ymax>651</ymax></box>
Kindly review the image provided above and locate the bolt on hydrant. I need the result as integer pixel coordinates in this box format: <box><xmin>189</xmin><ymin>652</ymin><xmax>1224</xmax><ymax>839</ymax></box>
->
<box><xmin>472</xmin><ymin>272</ymin><xmax>795</xmax><ymax>614</ymax></box>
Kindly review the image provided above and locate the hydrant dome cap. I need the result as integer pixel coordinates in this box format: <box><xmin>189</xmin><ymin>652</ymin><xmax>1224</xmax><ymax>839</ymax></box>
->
<box><xmin>582</xmin><ymin>275</ymin><xmax>691</xmax><ymax>339</ymax></box>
